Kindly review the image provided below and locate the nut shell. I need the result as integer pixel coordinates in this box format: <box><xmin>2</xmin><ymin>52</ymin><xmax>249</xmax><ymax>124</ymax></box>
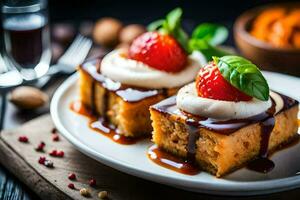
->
<box><xmin>9</xmin><ymin>86</ymin><xmax>49</xmax><ymax>109</ymax></box>
<box><xmin>93</xmin><ymin>18</ymin><xmax>123</xmax><ymax>47</ymax></box>
<box><xmin>119</xmin><ymin>24</ymin><xmax>146</xmax><ymax>44</ymax></box>
<box><xmin>98</xmin><ymin>191</ymin><xmax>108</xmax><ymax>199</ymax></box>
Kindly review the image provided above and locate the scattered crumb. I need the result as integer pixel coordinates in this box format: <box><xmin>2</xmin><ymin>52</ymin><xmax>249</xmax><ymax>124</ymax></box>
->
<box><xmin>98</xmin><ymin>191</ymin><xmax>108</xmax><ymax>199</ymax></box>
<box><xmin>44</xmin><ymin>160</ymin><xmax>54</xmax><ymax>168</ymax></box>
<box><xmin>80</xmin><ymin>188</ymin><xmax>91</xmax><ymax>197</ymax></box>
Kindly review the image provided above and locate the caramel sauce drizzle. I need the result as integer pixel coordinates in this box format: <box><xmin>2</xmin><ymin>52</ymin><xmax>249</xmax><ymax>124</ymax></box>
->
<box><xmin>70</xmin><ymin>101</ymin><xmax>144</xmax><ymax>145</ymax></box>
<box><xmin>148</xmin><ymin>145</ymin><xmax>200</xmax><ymax>175</ymax></box>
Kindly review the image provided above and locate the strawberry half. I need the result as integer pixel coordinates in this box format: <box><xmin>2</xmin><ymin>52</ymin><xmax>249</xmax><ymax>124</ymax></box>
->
<box><xmin>195</xmin><ymin>62</ymin><xmax>252</xmax><ymax>102</ymax></box>
<box><xmin>129</xmin><ymin>32</ymin><xmax>187</xmax><ymax>72</ymax></box>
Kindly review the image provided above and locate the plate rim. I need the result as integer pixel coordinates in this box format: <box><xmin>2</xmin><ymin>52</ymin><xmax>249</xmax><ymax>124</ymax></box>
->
<box><xmin>50</xmin><ymin>72</ymin><xmax>300</xmax><ymax>195</ymax></box>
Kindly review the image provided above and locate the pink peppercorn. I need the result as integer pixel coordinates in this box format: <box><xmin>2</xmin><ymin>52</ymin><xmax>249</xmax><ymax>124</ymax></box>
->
<box><xmin>51</xmin><ymin>128</ymin><xmax>57</xmax><ymax>134</ymax></box>
<box><xmin>49</xmin><ymin>150</ymin><xmax>64</xmax><ymax>157</ymax></box>
<box><xmin>57</xmin><ymin>151</ymin><xmax>64</xmax><ymax>157</ymax></box>
<box><xmin>18</xmin><ymin>136</ymin><xmax>28</xmax><ymax>143</ymax></box>
<box><xmin>68</xmin><ymin>173</ymin><xmax>76</xmax><ymax>180</ymax></box>
<box><xmin>38</xmin><ymin>156</ymin><xmax>46</xmax><ymax>164</ymax></box>
<box><xmin>68</xmin><ymin>183</ymin><xmax>75</xmax><ymax>189</ymax></box>
<box><xmin>89</xmin><ymin>178</ymin><xmax>96</xmax><ymax>187</ymax></box>
<box><xmin>52</xmin><ymin>134</ymin><xmax>59</xmax><ymax>141</ymax></box>
<box><xmin>49</xmin><ymin>150</ymin><xmax>57</xmax><ymax>156</ymax></box>
<box><xmin>35</xmin><ymin>141</ymin><xmax>45</xmax><ymax>151</ymax></box>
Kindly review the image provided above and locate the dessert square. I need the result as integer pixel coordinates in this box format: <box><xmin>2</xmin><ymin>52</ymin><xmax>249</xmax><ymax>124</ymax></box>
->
<box><xmin>78</xmin><ymin>58</ymin><xmax>178</xmax><ymax>137</ymax></box>
<box><xmin>150</xmin><ymin>95</ymin><xmax>299</xmax><ymax>177</ymax></box>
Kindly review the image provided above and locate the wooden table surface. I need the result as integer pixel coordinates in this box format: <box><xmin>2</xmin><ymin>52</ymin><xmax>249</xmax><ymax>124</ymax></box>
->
<box><xmin>1</xmin><ymin>76</ymin><xmax>300</xmax><ymax>200</ymax></box>
<box><xmin>0</xmin><ymin>77</ymin><xmax>65</xmax><ymax>200</ymax></box>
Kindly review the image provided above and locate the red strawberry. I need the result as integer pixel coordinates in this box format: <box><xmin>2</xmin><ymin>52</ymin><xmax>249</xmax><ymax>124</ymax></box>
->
<box><xmin>196</xmin><ymin>62</ymin><xmax>252</xmax><ymax>102</ymax></box>
<box><xmin>129</xmin><ymin>32</ymin><xmax>187</xmax><ymax>72</ymax></box>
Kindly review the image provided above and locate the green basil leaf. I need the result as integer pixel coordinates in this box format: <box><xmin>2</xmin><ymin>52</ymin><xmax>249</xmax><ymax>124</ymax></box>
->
<box><xmin>188</xmin><ymin>39</ymin><xmax>230</xmax><ymax>61</ymax></box>
<box><xmin>192</xmin><ymin>23</ymin><xmax>228</xmax><ymax>45</ymax></box>
<box><xmin>214</xmin><ymin>55</ymin><xmax>269</xmax><ymax>101</ymax></box>
<box><xmin>166</xmin><ymin>7</ymin><xmax>182</xmax><ymax>32</ymax></box>
<box><xmin>147</xmin><ymin>19</ymin><xmax>165</xmax><ymax>31</ymax></box>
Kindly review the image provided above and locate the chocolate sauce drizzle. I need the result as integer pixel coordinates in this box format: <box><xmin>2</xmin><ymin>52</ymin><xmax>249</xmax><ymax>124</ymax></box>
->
<box><xmin>152</xmin><ymin>94</ymin><xmax>298</xmax><ymax>174</ymax></box>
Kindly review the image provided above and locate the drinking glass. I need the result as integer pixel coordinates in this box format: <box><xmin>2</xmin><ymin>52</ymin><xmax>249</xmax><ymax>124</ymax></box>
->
<box><xmin>1</xmin><ymin>0</ymin><xmax>51</xmax><ymax>81</ymax></box>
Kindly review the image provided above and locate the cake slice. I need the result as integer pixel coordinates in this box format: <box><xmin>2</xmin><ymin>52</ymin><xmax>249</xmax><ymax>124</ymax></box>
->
<box><xmin>78</xmin><ymin>58</ymin><xmax>178</xmax><ymax>137</ymax></box>
<box><xmin>150</xmin><ymin>95</ymin><xmax>298</xmax><ymax>177</ymax></box>
<box><xmin>149</xmin><ymin>55</ymin><xmax>299</xmax><ymax>177</ymax></box>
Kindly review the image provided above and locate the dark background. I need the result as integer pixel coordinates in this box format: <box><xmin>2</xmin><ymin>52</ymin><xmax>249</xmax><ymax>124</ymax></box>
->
<box><xmin>47</xmin><ymin>0</ymin><xmax>300</xmax><ymax>46</ymax></box>
<box><xmin>1</xmin><ymin>0</ymin><xmax>300</xmax><ymax>46</ymax></box>
<box><xmin>48</xmin><ymin>0</ymin><xmax>295</xmax><ymax>22</ymax></box>
<box><xmin>0</xmin><ymin>0</ymin><xmax>299</xmax><ymax>200</ymax></box>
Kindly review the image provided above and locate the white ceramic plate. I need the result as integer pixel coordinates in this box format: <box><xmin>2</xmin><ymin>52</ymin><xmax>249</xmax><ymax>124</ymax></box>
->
<box><xmin>51</xmin><ymin>71</ymin><xmax>300</xmax><ymax>196</ymax></box>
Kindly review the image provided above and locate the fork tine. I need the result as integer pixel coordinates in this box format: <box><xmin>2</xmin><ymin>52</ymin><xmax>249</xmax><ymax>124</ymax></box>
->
<box><xmin>67</xmin><ymin>37</ymin><xmax>88</xmax><ymax>64</ymax></box>
<box><xmin>58</xmin><ymin>35</ymin><xmax>83</xmax><ymax>63</ymax></box>
<box><xmin>58</xmin><ymin>35</ymin><xmax>84</xmax><ymax>64</ymax></box>
<box><xmin>71</xmin><ymin>38</ymin><xmax>92</xmax><ymax>65</ymax></box>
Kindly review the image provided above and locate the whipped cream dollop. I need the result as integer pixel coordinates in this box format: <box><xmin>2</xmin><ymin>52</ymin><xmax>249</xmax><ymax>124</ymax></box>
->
<box><xmin>100</xmin><ymin>49</ymin><xmax>201</xmax><ymax>89</ymax></box>
<box><xmin>176</xmin><ymin>82</ymin><xmax>283</xmax><ymax>120</ymax></box>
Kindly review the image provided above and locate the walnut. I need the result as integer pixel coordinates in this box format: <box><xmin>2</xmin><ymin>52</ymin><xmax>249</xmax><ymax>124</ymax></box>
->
<box><xmin>9</xmin><ymin>86</ymin><xmax>49</xmax><ymax>109</ymax></box>
<box><xmin>93</xmin><ymin>17</ymin><xmax>123</xmax><ymax>47</ymax></box>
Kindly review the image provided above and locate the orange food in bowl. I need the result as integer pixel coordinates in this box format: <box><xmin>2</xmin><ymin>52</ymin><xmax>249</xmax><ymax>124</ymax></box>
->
<box><xmin>250</xmin><ymin>7</ymin><xmax>300</xmax><ymax>48</ymax></box>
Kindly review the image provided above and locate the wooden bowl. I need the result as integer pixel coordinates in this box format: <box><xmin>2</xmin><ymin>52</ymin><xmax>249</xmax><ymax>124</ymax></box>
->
<box><xmin>234</xmin><ymin>3</ymin><xmax>300</xmax><ymax>77</ymax></box>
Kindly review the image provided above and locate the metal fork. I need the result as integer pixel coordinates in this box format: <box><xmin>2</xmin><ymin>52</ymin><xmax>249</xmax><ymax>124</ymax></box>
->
<box><xmin>0</xmin><ymin>35</ymin><xmax>92</xmax><ymax>130</ymax></box>
<box><xmin>36</xmin><ymin>34</ymin><xmax>92</xmax><ymax>88</ymax></box>
<box><xmin>49</xmin><ymin>34</ymin><xmax>92</xmax><ymax>75</ymax></box>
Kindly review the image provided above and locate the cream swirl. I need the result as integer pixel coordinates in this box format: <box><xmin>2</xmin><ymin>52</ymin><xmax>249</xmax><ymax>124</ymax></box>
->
<box><xmin>176</xmin><ymin>82</ymin><xmax>281</xmax><ymax>120</ymax></box>
<box><xmin>100</xmin><ymin>49</ymin><xmax>201</xmax><ymax>89</ymax></box>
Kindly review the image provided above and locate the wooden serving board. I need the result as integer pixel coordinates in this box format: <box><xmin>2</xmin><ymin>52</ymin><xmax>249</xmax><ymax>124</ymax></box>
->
<box><xmin>0</xmin><ymin>114</ymin><xmax>300</xmax><ymax>200</ymax></box>
<box><xmin>0</xmin><ymin>114</ymin><xmax>201</xmax><ymax>200</ymax></box>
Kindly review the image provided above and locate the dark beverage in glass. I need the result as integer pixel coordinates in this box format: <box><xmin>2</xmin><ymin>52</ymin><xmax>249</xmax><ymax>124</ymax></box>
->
<box><xmin>2</xmin><ymin>0</ymin><xmax>51</xmax><ymax>81</ymax></box>
<box><xmin>4</xmin><ymin>14</ymin><xmax>47</xmax><ymax>68</ymax></box>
